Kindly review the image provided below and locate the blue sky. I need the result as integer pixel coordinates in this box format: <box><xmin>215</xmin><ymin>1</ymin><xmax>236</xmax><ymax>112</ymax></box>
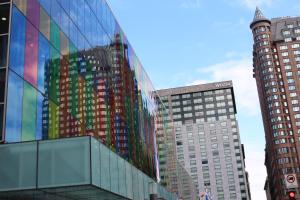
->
<box><xmin>107</xmin><ymin>0</ymin><xmax>300</xmax><ymax>199</ymax></box>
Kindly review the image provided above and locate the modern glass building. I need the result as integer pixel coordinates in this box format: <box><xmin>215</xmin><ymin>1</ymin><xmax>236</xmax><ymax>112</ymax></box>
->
<box><xmin>0</xmin><ymin>0</ymin><xmax>179</xmax><ymax>199</ymax></box>
<box><xmin>0</xmin><ymin>0</ymin><xmax>160</xmax><ymax>179</ymax></box>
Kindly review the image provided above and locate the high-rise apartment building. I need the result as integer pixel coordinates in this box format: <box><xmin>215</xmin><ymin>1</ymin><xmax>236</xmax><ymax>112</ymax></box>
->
<box><xmin>156</xmin><ymin>81</ymin><xmax>251</xmax><ymax>200</ymax></box>
<box><xmin>250</xmin><ymin>8</ymin><xmax>300</xmax><ymax>200</ymax></box>
<box><xmin>155</xmin><ymin>96</ymin><xmax>198</xmax><ymax>200</ymax></box>
<box><xmin>0</xmin><ymin>0</ymin><xmax>177</xmax><ymax>199</ymax></box>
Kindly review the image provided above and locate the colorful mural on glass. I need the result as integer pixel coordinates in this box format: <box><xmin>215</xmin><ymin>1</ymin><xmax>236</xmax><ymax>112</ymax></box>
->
<box><xmin>4</xmin><ymin>0</ymin><xmax>159</xmax><ymax>180</ymax></box>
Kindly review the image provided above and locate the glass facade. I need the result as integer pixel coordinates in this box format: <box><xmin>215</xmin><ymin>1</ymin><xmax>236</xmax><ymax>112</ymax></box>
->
<box><xmin>0</xmin><ymin>136</ymin><xmax>177</xmax><ymax>200</ymax></box>
<box><xmin>2</xmin><ymin>0</ymin><xmax>160</xmax><ymax>180</ymax></box>
<box><xmin>0</xmin><ymin>0</ymin><xmax>10</xmax><ymax>142</ymax></box>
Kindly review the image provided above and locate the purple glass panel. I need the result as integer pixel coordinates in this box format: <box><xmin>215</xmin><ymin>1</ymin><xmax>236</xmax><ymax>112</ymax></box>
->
<box><xmin>24</xmin><ymin>21</ymin><xmax>38</xmax><ymax>86</ymax></box>
<box><xmin>26</xmin><ymin>0</ymin><xmax>40</xmax><ymax>28</ymax></box>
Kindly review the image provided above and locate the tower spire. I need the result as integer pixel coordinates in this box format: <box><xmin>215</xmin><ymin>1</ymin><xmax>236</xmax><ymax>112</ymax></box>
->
<box><xmin>253</xmin><ymin>7</ymin><xmax>267</xmax><ymax>21</ymax></box>
<box><xmin>250</xmin><ymin>7</ymin><xmax>271</xmax><ymax>29</ymax></box>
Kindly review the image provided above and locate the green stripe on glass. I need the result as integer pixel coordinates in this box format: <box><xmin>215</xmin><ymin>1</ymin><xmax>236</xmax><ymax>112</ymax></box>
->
<box><xmin>22</xmin><ymin>82</ymin><xmax>37</xmax><ymax>141</ymax></box>
<box><xmin>48</xmin><ymin>100</ymin><xmax>59</xmax><ymax>139</ymax></box>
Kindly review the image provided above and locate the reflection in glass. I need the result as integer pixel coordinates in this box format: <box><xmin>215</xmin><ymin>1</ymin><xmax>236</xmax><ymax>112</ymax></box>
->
<box><xmin>5</xmin><ymin>71</ymin><xmax>23</xmax><ymax>142</ymax></box>
<box><xmin>22</xmin><ymin>82</ymin><xmax>37</xmax><ymax>141</ymax></box>
<box><xmin>13</xmin><ymin>0</ymin><xmax>27</xmax><ymax>15</ymax></box>
<box><xmin>24</xmin><ymin>21</ymin><xmax>38</xmax><ymax>86</ymax></box>
<box><xmin>9</xmin><ymin>6</ymin><xmax>26</xmax><ymax>76</ymax></box>
<box><xmin>37</xmin><ymin>33</ymin><xmax>50</xmax><ymax>93</ymax></box>
<box><xmin>5</xmin><ymin>0</ymin><xmax>160</xmax><ymax>180</ymax></box>
<box><xmin>26</xmin><ymin>0</ymin><xmax>40</xmax><ymax>28</ymax></box>
<box><xmin>0</xmin><ymin>35</ymin><xmax>8</xmax><ymax>68</ymax></box>
<box><xmin>39</xmin><ymin>7</ymin><xmax>50</xmax><ymax>40</ymax></box>
<box><xmin>36</xmin><ymin>92</ymin><xmax>43</xmax><ymax>140</ymax></box>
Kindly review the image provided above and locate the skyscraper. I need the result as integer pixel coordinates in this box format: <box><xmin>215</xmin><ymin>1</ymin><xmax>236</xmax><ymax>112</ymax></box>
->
<box><xmin>250</xmin><ymin>7</ymin><xmax>300</xmax><ymax>200</ymax></box>
<box><xmin>155</xmin><ymin>95</ymin><xmax>198</xmax><ymax>200</ymax></box>
<box><xmin>156</xmin><ymin>81</ymin><xmax>251</xmax><ymax>200</ymax></box>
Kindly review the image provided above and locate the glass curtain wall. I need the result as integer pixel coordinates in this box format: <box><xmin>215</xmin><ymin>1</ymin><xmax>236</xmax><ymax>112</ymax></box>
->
<box><xmin>0</xmin><ymin>0</ymin><xmax>10</xmax><ymax>142</ymax></box>
<box><xmin>4</xmin><ymin>0</ymin><xmax>159</xmax><ymax>180</ymax></box>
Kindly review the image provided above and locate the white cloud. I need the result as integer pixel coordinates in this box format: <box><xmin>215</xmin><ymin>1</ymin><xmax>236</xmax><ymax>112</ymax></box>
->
<box><xmin>244</xmin><ymin>146</ymin><xmax>267</xmax><ymax>200</ymax></box>
<box><xmin>180</xmin><ymin>0</ymin><xmax>201</xmax><ymax>8</ymax></box>
<box><xmin>189</xmin><ymin>55</ymin><xmax>260</xmax><ymax>116</ymax></box>
<box><xmin>238</xmin><ymin>0</ymin><xmax>274</xmax><ymax>9</ymax></box>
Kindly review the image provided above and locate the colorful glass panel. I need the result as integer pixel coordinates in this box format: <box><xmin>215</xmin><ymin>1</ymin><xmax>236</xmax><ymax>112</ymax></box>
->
<box><xmin>5</xmin><ymin>71</ymin><xmax>23</xmax><ymax>142</ymax></box>
<box><xmin>24</xmin><ymin>21</ymin><xmax>38</xmax><ymax>86</ymax></box>
<box><xmin>9</xmin><ymin>6</ymin><xmax>26</xmax><ymax>76</ymax></box>
<box><xmin>22</xmin><ymin>82</ymin><xmax>37</xmax><ymax>141</ymax></box>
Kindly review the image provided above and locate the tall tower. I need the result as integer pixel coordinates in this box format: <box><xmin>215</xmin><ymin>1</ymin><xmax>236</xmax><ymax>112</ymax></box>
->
<box><xmin>156</xmin><ymin>81</ymin><xmax>251</xmax><ymax>200</ymax></box>
<box><xmin>250</xmin><ymin>7</ymin><xmax>300</xmax><ymax>200</ymax></box>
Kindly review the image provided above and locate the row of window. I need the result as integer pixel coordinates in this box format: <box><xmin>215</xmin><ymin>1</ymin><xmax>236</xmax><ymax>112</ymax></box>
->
<box><xmin>282</xmin><ymin>29</ymin><xmax>300</xmax><ymax>36</ymax></box>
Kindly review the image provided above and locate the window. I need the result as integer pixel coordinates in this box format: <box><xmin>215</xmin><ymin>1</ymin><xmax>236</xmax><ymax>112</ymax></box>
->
<box><xmin>172</xmin><ymin>101</ymin><xmax>180</xmax><ymax>106</ymax></box>
<box><xmin>206</xmin><ymin>104</ymin><xmax>214</xmax><ymax>109</ymax></box>
<box><xmin>193</xmin><ymin>98</ymin><xmax>202</xmax><ymax>104</ymax></box>
<box><xmin>280</xmin><ymin>45</ymin><xmax>288</xmax><ymax>50</ymax></box>
<box><xmin>206</xmin><ymin>110</ymin><xmax>215</xmax><ymax>115</ymax></box>
<box><xmin>171</xmin><ymin>95</ymin><xmax>179</xmax><ymax>100</ymax></box>
<box><xmin>0</xmin><ymin>35</ymin><xmax>8</xmax><ymax>68</ymax></box>
<box><xmin>292</xmin><ymin>44</ymin><xmax>300</xmax><ymax>48</ymax></box>
<box><xmin>282</xmin><ymin>52</ymin><xmax>289</xmax><ymax>57</ymax></box>
<box><xmin>217</xmin><ymin>102</ymin><xmax>226</xmax><ymax>107</ymax></box>
<box><xmin>172</xmin><ymin>107</ymin><xmax>181</xmax><ymax>112</ymax></box>
<box><xmin>183</xmin><ymin>106</ymin><xmax>192</xmax><ymax>111</ymax></box>
<box><xmin>184</xmin><ymin>113</ymin><xmax>192</xmax><ymax>118</ymax></box>
<box><xmin>0</xmin><ymin>4</ymin><xmax>10</xmax><ymax>34</ymax></box>
<box><xmin>0</xmin><ymin>68</ymin><xmax>5</xmax><ymax>102</ymax></box>
<box><xmin>283</xmin><ymin>30</ymin><xmax>291</xmax><ymax>35</ymax></box>
<box><xmin>293</xmin><ymin>107</ymin><xmax>300</xmax><ymax>112</ymax></box>
<box><xmin>204</xmin><ymin>91</ymin><xmax>213</xmax><ymax>96</ymax></box>
<box><xmin>182</xmin><ymin>100</ymin><xmax>191</xmax><ymax>105</ymax></box>
<box><xmin>193</xmin><ymin>92</ymin><xmax>201</xmax><ymax>97</ymax></box>
<box><xmin>194</xmin><ymin>105</ymin><xmax>203</xmax><ymax>110</ymax></box>
<box><xmin>182</xmin><ymin>94</ymin><xmax>191</xmax><ymax>98</ymax></box>
<box><xmin>216</xmin><ymin>96</ymin><xmax>225</xmax><ymax>101</ymax></box>
<box><xmin>0</xmin><ymin>104</ymin><xmax>3</xmax><ymax>139</ymax></box>
<box><xmin>173</xmin><ymin>114</ymin><xmax>181</xmax><ymax>119</ymax></box>
<box><xmin>285</xmin><ymin>38</ymin><xmax>292</xmax><ymax>42</ymax></box>
<box><xmin>205</xmin><ymin>97</ymin><xmax>214</xmax><ymax>102</ymax></box>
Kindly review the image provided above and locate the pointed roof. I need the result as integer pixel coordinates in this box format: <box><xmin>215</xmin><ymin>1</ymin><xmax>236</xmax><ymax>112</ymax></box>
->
<box><xmin>253</xmin><ymin>7</ymin><xmax>267</xmax><ymax>21</ymax></box>
<box><xmin>250</xmin><ymin>7</ymin><xmax>271</xmax><ymax>28</ymax></box>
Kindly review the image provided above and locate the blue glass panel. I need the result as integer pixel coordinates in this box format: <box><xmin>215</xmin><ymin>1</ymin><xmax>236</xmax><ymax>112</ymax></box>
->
<box><xmin>77</xmin><ymin>0</ymin><xmax>84</xmax><ymax>33</ymax></box>
<box><xmin>5</xmin><ymin>71</ymin><xmax>23</xmax><ymax>142</ymax></box>
<box><xmin>38</xmin><ymin>33</ymin><xmax>50</xmax><ymax>93</ymax></box>
<box><xmin>69</xmin><ymin>0</ymin><xmax>77</xmax><ymax>25</ymax></box>
<box><xmin>36</xmin><ymin>92</ymin><xmax>43</xmax><ymax>140</ymax></box>
<box><xmin>95</xmin><ymin>0</ymin><xmax>101</xmax><ymax>24</ymax></box>
<box><xmin>86</xmin><ymin>0</ymin><xmax>97</xmax><ymax>14</ymax></box>
<box><xmin>78</xmin><ymin>33</ymin><xmax>85</xmax><ymax>51</ymax></box>
<box><xmin>69</xmin><ymin>21</ymin><xmax>78</xmax><ymax>47</ymax></box>
<box><xmin>84</xmin><ymin>3</ymin><xmax>91</xmax><ymax>43</ymax></box>
<box><xmin>90</xmin><ymin>13</ymin><xmax>97</xmax><ymax>47</ymax></box>
<box><xmin>39</xmin><ymin>0</ymin><xmax>51</xmax><ymax>15</ymax></box>
<box><xmin>9</xmin><ymin>6</ymin><xmax>26</xmax><ymax>77</ymax></box>
<box><xmin>61</xmin><ymin>9</ymin><xmax>69</xmax><ymax>38</ymax></box>
<box><xmin>60</xmin><ymin>0</ymin><xmax>70</xmax><ymax>15</ymax></box>
<box><xmin>51</xmin><ymin>0</ymin><xmax>61</xmax><ymax>28</ymax></box>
